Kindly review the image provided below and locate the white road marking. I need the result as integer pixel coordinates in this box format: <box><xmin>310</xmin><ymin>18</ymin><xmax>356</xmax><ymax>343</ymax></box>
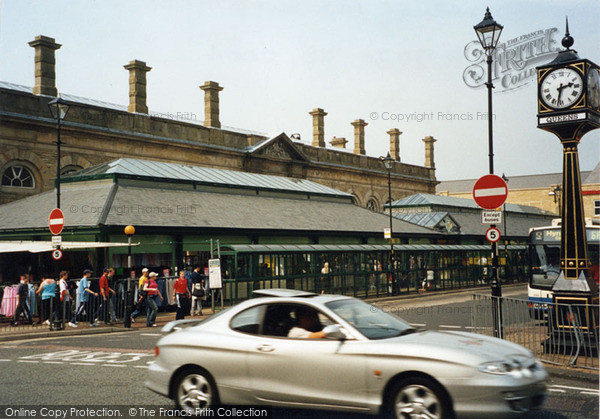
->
<box><xmin>581</xmin><ymin>391</ymin><xmax>599</xmax><ymax>396</ymax></box>
<box><xmin>0</xmin><ymin>359</ymin><xmax>11</xmax><ymax>362</ymax></box>
<box><xmin>17</xmin><ymin>360</ymin><xmax>39</xmax><ymax>363</ymax></box>
<box><xmin>43</xmin><ymin>361</ymin><xmax>63</xmax><ymax>364</ymax></box>
<box><xmin>439</xmin><ymin>325</ymin><xmax>462</xmax><ymax>329</ymax></box>
<box><xmin>548</xmin><ymin>389</ymin><xmax>566</xmax><ymax>393</ymax></box>
<box><xmin>410</xmin><ymin>323</ymin><xmax>426</xmax><ymax>327</ymax></box>
<box><xmin>134</xmin><ymin>366</ymin><xmax>148</xmax><ymax>369</ymax></box>
<box><xmin>552</xmin><ymin>385</ymin><xmax>599</xmax><ymax>392</ymax></box>
<box><xmin>71</xmin><ymin>362</ymin><xmax>94</xmax><ymax>366</ymax></box>
<box><xmin>103</xmin><ymin>364</ymin><xmax>126</xmax><ymax>367</ymax></box>
<box><xmin>139</xmin><ymin>333</ymin><xmax>162</xmax><ymax>336</ymax></box>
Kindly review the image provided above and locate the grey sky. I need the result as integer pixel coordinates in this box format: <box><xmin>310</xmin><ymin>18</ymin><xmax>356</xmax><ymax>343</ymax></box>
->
<box><xmin>1</xmin><ymin>0</ymin><xmax>598</xmax><ymax>180</ymax></box>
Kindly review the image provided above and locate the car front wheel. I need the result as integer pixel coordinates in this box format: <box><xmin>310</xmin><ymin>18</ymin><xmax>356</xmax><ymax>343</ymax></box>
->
<box><xmin>174</xmin><ymin>368</ymin><xmax>218</xmax><ymax>413</ymax></box>
<box><xmin>387</xmin><ymin>376</ymin><xmax>452</xmax><ymax>419</ymax></box>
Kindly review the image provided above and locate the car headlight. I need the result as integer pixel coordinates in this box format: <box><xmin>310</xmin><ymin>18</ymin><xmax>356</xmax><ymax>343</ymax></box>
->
<box><xmin>479</xmin><ymin>361</ymin><xmax>516</xmax><ymax>375</ymax></box>
<box><xmin>479</xmin><ymin>355</ymin><xmax>538</xmax><ymax>379</ymax></box>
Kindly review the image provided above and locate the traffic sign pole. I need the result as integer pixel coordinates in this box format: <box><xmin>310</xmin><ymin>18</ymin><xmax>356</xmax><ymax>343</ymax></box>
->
<box><xmin>473</xmin><ymin>174</ymin><xmax>507</xmax><ymax>339</ymax></box>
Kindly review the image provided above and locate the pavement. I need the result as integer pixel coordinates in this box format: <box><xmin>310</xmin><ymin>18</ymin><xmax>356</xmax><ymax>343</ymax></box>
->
<box><xmin>0</xmin><ymin>308</ymin><xmax>212</xmax><ymax>342</ymax></box>
<box><xmin>1</xmin><ymin>284</ymin><xmax>597</xmax><ymax>384</ymax></box>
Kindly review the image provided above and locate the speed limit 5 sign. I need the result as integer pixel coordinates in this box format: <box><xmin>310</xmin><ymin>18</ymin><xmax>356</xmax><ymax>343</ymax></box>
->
<box><xmin>485</xmin><ymin>227</ymin><xmax>501</xmax><ymax>243</ymax></box>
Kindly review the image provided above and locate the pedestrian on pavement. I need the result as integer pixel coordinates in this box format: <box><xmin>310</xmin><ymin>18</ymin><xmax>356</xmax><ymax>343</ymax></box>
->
<box><xmin>58</xmin><ymin>270</ymin><xmax>71</xmax><ymax>326</ymax></box>
<box><xmin>94</xmin><ymin>268</ymin><xmax>116</xmax><ymax>325</ymax></box>
<box><xmin>320</xmin><ymin>262</ymin><xmax>330</xmax><ymax>294</ymax></box>
<box><xmin>191</xmin><ymin>282</ymin><xmax>206</xmax><ymax>316</ymax></box>
<box><xmin>143</xmin><ymin>272</ymin><xmax>163</xmax><ymax>327</ymax></box>
<box><xmin>36</xmin><ymin>275</ymin><xmax>56</xmax><ymax>325</ymax></box>
<box><xmin>69</xmin><ymin>269</ymin><xmax>97</xmax><ymax>327</ymax></box>
<box><xmin>130</xmin><ymin>268</ymin><xmax>149</xmax><ymax>323</ymax></box>
<box><xmin>174</xmin><ymin>270</ymin><xmax>191</xmax><ymax>320</ymax></box>
<box><xmin>11</xmin><ymin>274</ymin><xmax>32</xmax><ymax>326</ymax></box>
<box><xmin>106</xmin><ymin>268</ymin><xmax>118</xmax><ymax>322</ymax></box>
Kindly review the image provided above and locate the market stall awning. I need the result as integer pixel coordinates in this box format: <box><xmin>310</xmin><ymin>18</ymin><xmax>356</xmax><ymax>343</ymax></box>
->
<box><xmin>0</xmin><ymin>241</ymin><xmax>139</xmax><ymax>253</ymax></box>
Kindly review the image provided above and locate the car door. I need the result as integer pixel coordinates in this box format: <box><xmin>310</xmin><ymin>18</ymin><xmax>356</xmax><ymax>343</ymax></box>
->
<box><xmin>246</xmin><ymin>303</ymin><xmax>368</xmax><ymax>410</ymax></box>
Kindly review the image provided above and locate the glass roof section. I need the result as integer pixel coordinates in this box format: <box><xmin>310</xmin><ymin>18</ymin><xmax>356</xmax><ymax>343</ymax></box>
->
<box><xmin>62</xmin><ymin>158</ymin><xmax>352</xmax><ymax>197</ymax></box>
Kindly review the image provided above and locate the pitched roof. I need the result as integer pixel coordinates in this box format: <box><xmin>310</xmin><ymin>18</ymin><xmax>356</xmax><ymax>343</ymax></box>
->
<box><xmin>437</xmin><ymin>167</ymin><xmax>598</xmax><ymax>194</ymax></box>
<box><xmin>62</xmin><ymin>158</ymin><xmax>350</xmax><ymax>198</ymax></box>
<box><xmin>583</xmin><ymin>162</ymin><xmax>600</xmax><ymax>184</ymax></box>
<box><xmin>389</xmin><ymin>193</ymin><xmax>553</xmax><ymax>216</ymax></box>
<box><xmin>0</xmin><ymin>181</ymin><xmax>432</xmax><ymax>236</ymax></box>
<box><xmin>0</xmin><ymin>81</ymin><xmax>266</xmax><ymax>137</ymax></box>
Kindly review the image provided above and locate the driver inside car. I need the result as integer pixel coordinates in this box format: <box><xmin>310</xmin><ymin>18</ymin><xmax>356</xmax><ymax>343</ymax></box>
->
<box><xmin>287</xmin><ymin>306</ymin><xmax>326</xmax><ymax>339</ymax></box>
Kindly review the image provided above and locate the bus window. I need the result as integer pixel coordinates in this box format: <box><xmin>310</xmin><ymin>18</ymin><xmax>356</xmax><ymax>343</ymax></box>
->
<box><xmin>530</xmin><ymin>244</ymin><xmax>560</xmax><ymax>289</ymax></box>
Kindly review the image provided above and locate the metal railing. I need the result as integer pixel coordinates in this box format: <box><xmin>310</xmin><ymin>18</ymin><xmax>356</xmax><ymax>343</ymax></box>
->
<box><xmin>223</xmin><ymin>265</ymin><xmax>527</xmax><ymax>305</ymax></box>
<box><xmin>471</xmin><ymin>294</ymin><xmax>599</xmax><ymax>370</ymax></box>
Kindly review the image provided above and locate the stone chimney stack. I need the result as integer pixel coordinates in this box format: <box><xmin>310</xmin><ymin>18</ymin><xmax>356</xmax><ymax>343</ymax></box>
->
<box><xmin>351</xmin><ymin>119</ymin><xmax>368</xmax><ymax>155</ymax></box>
<box><xmin>387</xmin><ymin>128</ymin><xmax>402</xmax><ymax>161</ymax></box>
<box><xmin>28</xmin><ymin>35</ymin><xmax>61</xmax><ymax>96</ymax></box>
<box><xmin>200</xmin><ymin>81</ymin><xmax>223</xmax><ymax>128</ymax></box>
<box><xmin>330</xmin><ymin>136</ymin><xmax>348</xmax><ymax>149</ymax></box>
<box><xmin>123</xmin><ymin>60</ymin><xmax>152</xmax><ymax>114</ymax></box>
<box><xmin>422</xmin><ymin>136</ymin><xmax>437</xmax><ymax>168</ymax></box>
<box><xmin>309</xmin><ymin>108</ymin><xmax>327</xmax><ymax>147</ymax></box>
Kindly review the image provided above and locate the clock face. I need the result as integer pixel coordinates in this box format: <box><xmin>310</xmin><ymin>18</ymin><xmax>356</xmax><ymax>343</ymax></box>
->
<box><xmin>540</xmin><ymin>67</ymin><xmax>583</xmax><ymax>109</ymax></box>
<box><xmin>588</xmin><ymin>68</ymin><xmax>600</xmax><ymax>110</ymax></box>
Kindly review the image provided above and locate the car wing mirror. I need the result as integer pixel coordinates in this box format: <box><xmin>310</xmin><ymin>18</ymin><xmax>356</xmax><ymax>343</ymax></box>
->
<box><xmin>322</xmin><ymin>324</ymin><xmax>347</xmax><ymax>340</ymax></box>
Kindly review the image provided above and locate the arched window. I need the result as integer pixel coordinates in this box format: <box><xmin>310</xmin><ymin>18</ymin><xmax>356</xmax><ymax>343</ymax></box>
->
<box><xmin>60</xmin><ymin>165</ymin><xmax>83</xmax><ymax>176</ymax></box>
<box><xmin>366</xmin><ymin>198</ymin><xmax>379</xmax><ymax>212</ymax></box>
<box><xmin>1</xmin><ymin>165</ymin><xmax>35</xmax><ymax>188</ymax></box>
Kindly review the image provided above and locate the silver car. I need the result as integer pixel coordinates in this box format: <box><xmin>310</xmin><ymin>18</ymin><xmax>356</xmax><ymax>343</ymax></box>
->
<box><xmin>146</xmin><ymin>289</ymin><xmax>547</xmax><ymax>418</ymax></box>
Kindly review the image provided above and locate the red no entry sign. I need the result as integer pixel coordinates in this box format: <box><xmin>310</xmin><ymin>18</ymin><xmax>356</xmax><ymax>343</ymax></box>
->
<box><xmin>48</xmin><ymin>208</ymin><xmax>65</xmax><ymax>235</ymax></box>
<box><xmin>473</xmin><ymin>175</ymin><xmax>508</xmax><ymax>210</ymax></box>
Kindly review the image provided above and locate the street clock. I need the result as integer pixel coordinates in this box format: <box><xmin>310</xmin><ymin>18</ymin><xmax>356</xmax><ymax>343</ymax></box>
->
<box><xmin>535</xmin><ymin>19</ymin><xmax>600</xmax><ymax>296</ymax></box>
<box><xmin>536</xmin><ymin>24</ymin><xmax>600</xmax><ymax>139</ymax></box>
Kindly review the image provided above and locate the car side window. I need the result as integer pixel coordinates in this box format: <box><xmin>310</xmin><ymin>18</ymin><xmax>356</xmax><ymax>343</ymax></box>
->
<box><xmin>260</xmin><ymin>303</ymin><xmax>336</xmax><ymax>338</ymax></box>
<box><xmin>230</xmin><ymin>305</ymin><xmax>264</xmax><ymax>335</ymax></box>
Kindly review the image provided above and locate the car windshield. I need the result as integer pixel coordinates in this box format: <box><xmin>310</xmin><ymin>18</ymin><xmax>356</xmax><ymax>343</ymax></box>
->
<box><xmin>325</xmin><ymin>299</ymin><xmax>415</xmax><ymax>340</ymax></box>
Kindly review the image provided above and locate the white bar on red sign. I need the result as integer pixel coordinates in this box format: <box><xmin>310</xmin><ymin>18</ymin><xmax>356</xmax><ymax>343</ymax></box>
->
<box><xmin>474</xmin><ymin>187</ymin><xmax>506</xmax><ymax>197</ymax></box>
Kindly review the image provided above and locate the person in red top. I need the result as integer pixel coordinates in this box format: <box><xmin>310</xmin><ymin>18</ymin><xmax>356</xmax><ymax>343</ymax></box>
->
<box><xmin>93</xmin><ymin>268</ymin><xmax>116</xmax><ymax>326</ymax></box>
<box><xmin>143</xmin><ymin>272</ymin><xmax>164</xmax><ymax>327</ymax></box>
<box><xmin>174</xmin><ymin>270</ymin><xmax>191</xmax><ymax>320</ymax></box>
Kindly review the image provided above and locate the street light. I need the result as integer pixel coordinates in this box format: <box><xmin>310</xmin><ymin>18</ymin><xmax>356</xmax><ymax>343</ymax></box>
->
<box><xmin>475</xmin><ymin>7</ymin><xmax>503</xmax><ymax>337</ymax></box>
<box><xmin>381</xmin><ymin>152</ymin><xmax>396</xmax><ymax>295</ymax></box>
<box><xmin>124</xmin><ymin>225</ymin><xmax>135</xmax><ymax>328</ymax></box>
<box><xmin>549</xmin><ymin>185</ymin><xmax>562</xmax><ymax>214</ymax></box>
<box><xmin>47</xmin><ymin>97</ymin><xmax>70</xmax><ymax>209</ymax></box>
<box><xmin>474</xmin><ymin>7</ymin><xmax>503</xmax><ymax>174</ymax></box>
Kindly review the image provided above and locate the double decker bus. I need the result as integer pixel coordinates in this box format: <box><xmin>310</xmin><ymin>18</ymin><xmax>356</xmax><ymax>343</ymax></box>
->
<box><xmin>528</xmin><ymin>221</ymin><xmax>600</xmax><ymax>316</ymax></box>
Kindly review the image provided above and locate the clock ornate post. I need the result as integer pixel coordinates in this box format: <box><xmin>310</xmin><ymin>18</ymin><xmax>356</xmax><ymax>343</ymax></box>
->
<box><xmin>536</xmin><ymin>21</ymin><xmax>600</xmax><ymax>337</ymax></box>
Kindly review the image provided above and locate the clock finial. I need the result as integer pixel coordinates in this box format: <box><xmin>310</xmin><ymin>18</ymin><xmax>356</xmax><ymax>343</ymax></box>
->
<box><xmin>562</xmin><ymin>16</ymin><xmax>575</xmax><ymax>50</ymax></box>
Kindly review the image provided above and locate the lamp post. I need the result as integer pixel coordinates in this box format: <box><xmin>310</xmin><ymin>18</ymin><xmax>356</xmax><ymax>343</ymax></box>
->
<box><xmin>501</xmin><ymin>173</ymin><xmax>509</xmax><ymax>254</ymax></box>
<box><xmin>47</xmin><ymin>97</ymin><xmax>71</xmax><ymax>209</ymax></box>
<box><xmin>475</xmin><ymin>7</ymin><xmax>503</xmax><ymax>337</ymax></box>
<box><xmin>381</xmin><ymin>152</ymin><xmax>396</xmax><ymax>295</ymax></box>
<box><xmin>549</xmin><ymin>185</ymin><xmax>562</xmax><ymax>214</ymax></box>
<box><xmin>124</xmin><ymin>225</ymin><xmax>135</xmax><ymax>328</ymax></box>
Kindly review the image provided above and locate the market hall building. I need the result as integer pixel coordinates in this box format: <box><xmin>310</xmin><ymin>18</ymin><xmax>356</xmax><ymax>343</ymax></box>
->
<box><xmin>0</xmin><ymin>158</ymin><xmax>434</xmax><ymax>282</ymax></box>
<box><xmin>0</xmin><ymin>158</ymin><xmax>556</xmax><ymax>302</ymax></box>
